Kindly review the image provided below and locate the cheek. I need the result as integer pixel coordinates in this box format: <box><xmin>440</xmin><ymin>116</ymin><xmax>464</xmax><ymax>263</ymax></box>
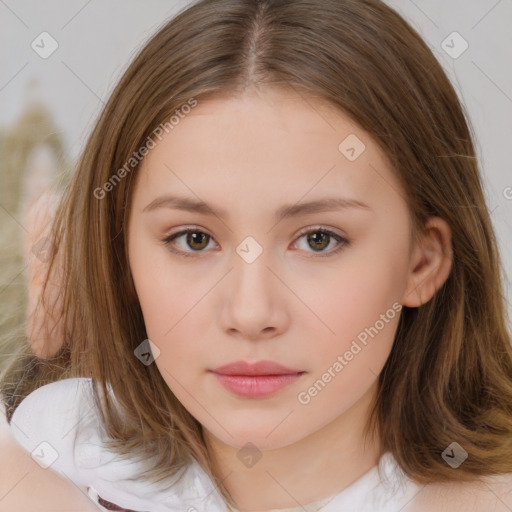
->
<box><xmin>134</xmin><ymin>278</ymin><xmax>209</xmax><ymax>382</ymax></box>
<box><xmin>129</xmin><ymin>244</ymin><xmax>217</xmax><ymax>389</ymax></box>
<box><xmin>292</xmin><ymin>256</ymin><xmax>404</xmax><ymax>422</ymax></box>
<box><xmin>129</xmin><ymin>227</ymin><xmax>202</xmax><ymax>338</ymax></box>
<box><xmin>132</xmin><ymin>267</ymin><xmax>208</xmax><ymax>395</ymax></box>
<box><xmin>289</xmin><ymin>227</ymin><xmax>410</xmax><ymax>393</ymax></box>
<box><xmin>298</xmin><ymin>241</ymin><xmax>408</xmax><ymax>344</ymax></box>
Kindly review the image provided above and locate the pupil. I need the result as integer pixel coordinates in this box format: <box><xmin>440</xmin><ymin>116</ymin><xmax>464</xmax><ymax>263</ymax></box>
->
<box><xmin>309</xmin><ymin>232</ymin><xmax>328</xmax><ymax>251</ymax></box>
<box><xmin>188</xmin><ymin>232</ymin><xmax>208</xmax><ymax>250</ymax></box>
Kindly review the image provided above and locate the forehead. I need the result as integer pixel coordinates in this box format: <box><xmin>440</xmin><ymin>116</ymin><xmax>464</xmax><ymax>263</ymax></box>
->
<box><xmin>134</xmin><ymin>87</ymin><xmax>403</xmax><ymax>213</ymax></box>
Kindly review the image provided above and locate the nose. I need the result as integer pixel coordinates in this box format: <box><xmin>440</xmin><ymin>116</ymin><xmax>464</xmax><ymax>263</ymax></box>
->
<box><xmin>218</xmin><ymin>247</ymin><xmax>290</xmax><ymax>342</ymax></box>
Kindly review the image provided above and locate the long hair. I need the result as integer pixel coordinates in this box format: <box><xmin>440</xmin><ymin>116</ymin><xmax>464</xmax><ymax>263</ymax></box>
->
<box><xmin>2</xmin><ymin>0</ymin><xmax>512</xmax><ymax>504</ymax></box>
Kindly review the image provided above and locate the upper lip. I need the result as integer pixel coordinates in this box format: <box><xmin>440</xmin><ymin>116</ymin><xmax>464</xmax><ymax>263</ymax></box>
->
<box><xmin>210</xmin><ymin>360</ymin><xmax>304</xmax><ymax>376</ymax></box>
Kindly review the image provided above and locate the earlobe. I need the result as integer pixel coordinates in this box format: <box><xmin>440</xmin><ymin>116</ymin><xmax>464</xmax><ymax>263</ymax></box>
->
<box><xmin>402</xmin><ymin>217</ymin><xmax>453</xmax><ymax>308</ymax></box>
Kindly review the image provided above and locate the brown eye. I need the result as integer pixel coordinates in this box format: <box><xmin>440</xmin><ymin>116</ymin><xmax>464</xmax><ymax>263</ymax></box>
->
<box><xmin>293</xmin><ymin>227</ymin><xmax>349</xmax><ymax>257</ymax></box>
<box><xmin>306</xmin><ymin>231</ymin><xmax>330</xmax><ymax>251</ymax></box>
<box><xmin>163</xmin><ymin>228</ymin><xmax>216</xmax><ymax>257</ymax></box>
<box><xmin>185</xmin><ymin>231</ymin><xmax>210</xmax><ymax>250</ymax></box>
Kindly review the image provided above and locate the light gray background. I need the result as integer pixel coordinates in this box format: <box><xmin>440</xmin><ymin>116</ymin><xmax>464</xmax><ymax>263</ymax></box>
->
<box><xmin>1</xmin><ymin>0</ymin><xmax>511</xmax><ymax>314</ymax></box>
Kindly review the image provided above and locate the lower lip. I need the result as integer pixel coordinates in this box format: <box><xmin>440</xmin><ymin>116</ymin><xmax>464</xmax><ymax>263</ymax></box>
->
<box><xmin>211</xmin><ymin>372</ymin><xmax>303</xmax><ymax>398</ymax></box>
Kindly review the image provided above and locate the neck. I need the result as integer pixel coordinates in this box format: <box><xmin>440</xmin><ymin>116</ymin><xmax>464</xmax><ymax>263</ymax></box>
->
<box><xmin>203</xmin><ymin>381</ymin><xmax>381</xmax><ymax>512</ymax></box>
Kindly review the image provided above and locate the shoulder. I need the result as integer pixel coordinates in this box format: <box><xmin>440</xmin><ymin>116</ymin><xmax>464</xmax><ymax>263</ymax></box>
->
<box><xmin>9</xmin><ymin>377</ymin><xmax>97</xmax><ymax>450</ymax></box>
<box><xmin>7</xmin><ymin>378</ymin><xmax>104</xmax><ymax>487</ymax></box>
<box><xmin>0</xmin><ymin>394</ymin><xmax>98</xmax><ymax>511</ymax></box>
<box><xmin>406</xmin><ymin>474</ymin><xmax>512</xmax><ymax>512</ymax></box>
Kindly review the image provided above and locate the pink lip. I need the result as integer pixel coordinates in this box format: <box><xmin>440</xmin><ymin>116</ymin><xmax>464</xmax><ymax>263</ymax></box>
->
<box><xmin>209</xmin><ymin>360</ymin><xmax>305</xmax><ymax>398</ymax></box>
<box><xmin>211</xmin><ymin>360</ymin><xmax>302</xmax><ymax>376</ymax></box>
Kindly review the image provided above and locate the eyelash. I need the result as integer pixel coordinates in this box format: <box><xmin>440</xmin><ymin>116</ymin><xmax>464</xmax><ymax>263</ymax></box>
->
<box><xmin>161</xmin><ymin>226</ymin><xmax>349</xmax><ymax>259</ymax></box>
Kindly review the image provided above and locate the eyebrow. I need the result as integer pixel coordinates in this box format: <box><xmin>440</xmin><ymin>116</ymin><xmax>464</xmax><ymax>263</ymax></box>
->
<box><xmin>142</xmin><ymin>194</ymin><xmax>372</xmax><ymax>223</ymax></box>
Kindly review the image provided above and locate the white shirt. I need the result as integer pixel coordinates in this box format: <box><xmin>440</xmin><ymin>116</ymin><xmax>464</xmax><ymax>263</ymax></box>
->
<box><xmin>9</xmin><ymin>378</ymin><xmax>425</xmax><ymax>512</ymax></box>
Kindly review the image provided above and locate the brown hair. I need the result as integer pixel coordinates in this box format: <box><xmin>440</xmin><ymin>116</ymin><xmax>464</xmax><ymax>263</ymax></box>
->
<box><xmin>2</xmin><ymin>0</ymin><xmax>512</xmax><ymax>504</ymax></box>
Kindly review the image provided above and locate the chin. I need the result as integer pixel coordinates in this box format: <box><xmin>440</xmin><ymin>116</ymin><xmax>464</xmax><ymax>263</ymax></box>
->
<box><xmin>205</xmin><ymin>422</ymin><xmax>308</xmax><ymax>452</ymax></box>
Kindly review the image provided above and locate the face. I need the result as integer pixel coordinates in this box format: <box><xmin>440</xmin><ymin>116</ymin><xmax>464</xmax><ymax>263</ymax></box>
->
<box><xmin>127</xmin><ymin>86</ymin><xmax>414</xmax><ymax>451</ymax></box>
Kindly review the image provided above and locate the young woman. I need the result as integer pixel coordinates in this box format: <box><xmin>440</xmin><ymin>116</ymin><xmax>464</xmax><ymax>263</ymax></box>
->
<box><xmin>1</xmin><ymin>0</ymin><xmax>511</xmax><ymax>510</ymax></box>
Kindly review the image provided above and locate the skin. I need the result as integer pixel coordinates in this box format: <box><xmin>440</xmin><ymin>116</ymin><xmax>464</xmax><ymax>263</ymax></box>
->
<box><xmin>0</xmin><ymin>403</ymin><xmax>98</xmax><ymax>512</ymax></box>
<box><xmin>23</xmin><ymin>188</ymin><xmax>64</xmax><ymax>359</ymax></box>
<box><xmin>126</xmin><ymin>85</ymin><xmax>454</xmax><ymax>511</ymax></box>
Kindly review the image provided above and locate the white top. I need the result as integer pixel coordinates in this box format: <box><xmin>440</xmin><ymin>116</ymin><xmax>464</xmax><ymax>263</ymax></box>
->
<box><xmin>9</xmin><ymin>378</ymin><xmax>424</xmax><ymax>512</ymax></box>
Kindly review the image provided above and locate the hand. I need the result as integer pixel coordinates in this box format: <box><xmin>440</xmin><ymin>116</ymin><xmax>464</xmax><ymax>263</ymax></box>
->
<box><xmin>23</xmin><ymin>189</ymin><xmax>65</xmax><ymax>359</ymax></box>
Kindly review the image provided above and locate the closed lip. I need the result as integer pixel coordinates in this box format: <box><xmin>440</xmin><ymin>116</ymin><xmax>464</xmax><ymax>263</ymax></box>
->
<box><xmin>210</xmin><ymin>360</ymin><xmax>304</xmax><ymax>376</ymax></box>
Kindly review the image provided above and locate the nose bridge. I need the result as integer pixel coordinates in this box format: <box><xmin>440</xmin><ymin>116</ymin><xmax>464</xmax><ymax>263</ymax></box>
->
<box><xmin>235</xmin><ymin>234</ymin><xmax>266</xmax><ymax>266</ymax></box>
<box><xmin>219</xmin><ymin>233</ymin><xmax>287</xmax><ymax>338</ymax></box>
<box><xmin>232</xmin><ymin>234</ymin><xmax>274</xmax><ymax>301</ymax></box>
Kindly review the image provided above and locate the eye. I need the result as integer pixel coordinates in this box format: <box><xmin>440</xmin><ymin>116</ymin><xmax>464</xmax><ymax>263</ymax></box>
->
<box><xmin>292</xmin><ymin>226</ymin><xmax>349</xmax><ymax>257</ymax></box>
<box><xmin>162</xmin><ymin>227</ymin><xmax>218</xmax><ymax>258</ymax></box>
<box><xmin>162</xmin><ymin>226</ymin><xmax>349</xmax><ymax>258</ymax></box>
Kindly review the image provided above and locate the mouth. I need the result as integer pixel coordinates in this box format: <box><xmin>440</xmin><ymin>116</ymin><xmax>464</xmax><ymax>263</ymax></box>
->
<box><xmin>209</xmin><ymin>360</ymin><xmax>306</xmax><ymax>398</ymax></box>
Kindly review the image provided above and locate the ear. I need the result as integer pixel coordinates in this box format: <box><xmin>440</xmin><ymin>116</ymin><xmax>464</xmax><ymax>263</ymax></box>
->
<box><xmin>402</xmin><ymin>217</ymin><xmax>453</xmax><ymax>308</ymax></box>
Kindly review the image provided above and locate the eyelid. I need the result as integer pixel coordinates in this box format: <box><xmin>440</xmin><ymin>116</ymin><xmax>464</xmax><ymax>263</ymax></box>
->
<box><xmin>294</xmin><ymin>224</ymin><xmax>346</xmax><ymax>239</ymax></box>
<box><xmin>164</xmin><ymin>225</ymin><xmax>215</xmax><ymax>242</ymax></box>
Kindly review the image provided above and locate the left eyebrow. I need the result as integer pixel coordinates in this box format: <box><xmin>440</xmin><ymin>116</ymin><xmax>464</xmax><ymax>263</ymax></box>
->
<box><xmin>142</xmin><ymin>195</ymin><xmax>372</xmax><ymax>223</ymax></box>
